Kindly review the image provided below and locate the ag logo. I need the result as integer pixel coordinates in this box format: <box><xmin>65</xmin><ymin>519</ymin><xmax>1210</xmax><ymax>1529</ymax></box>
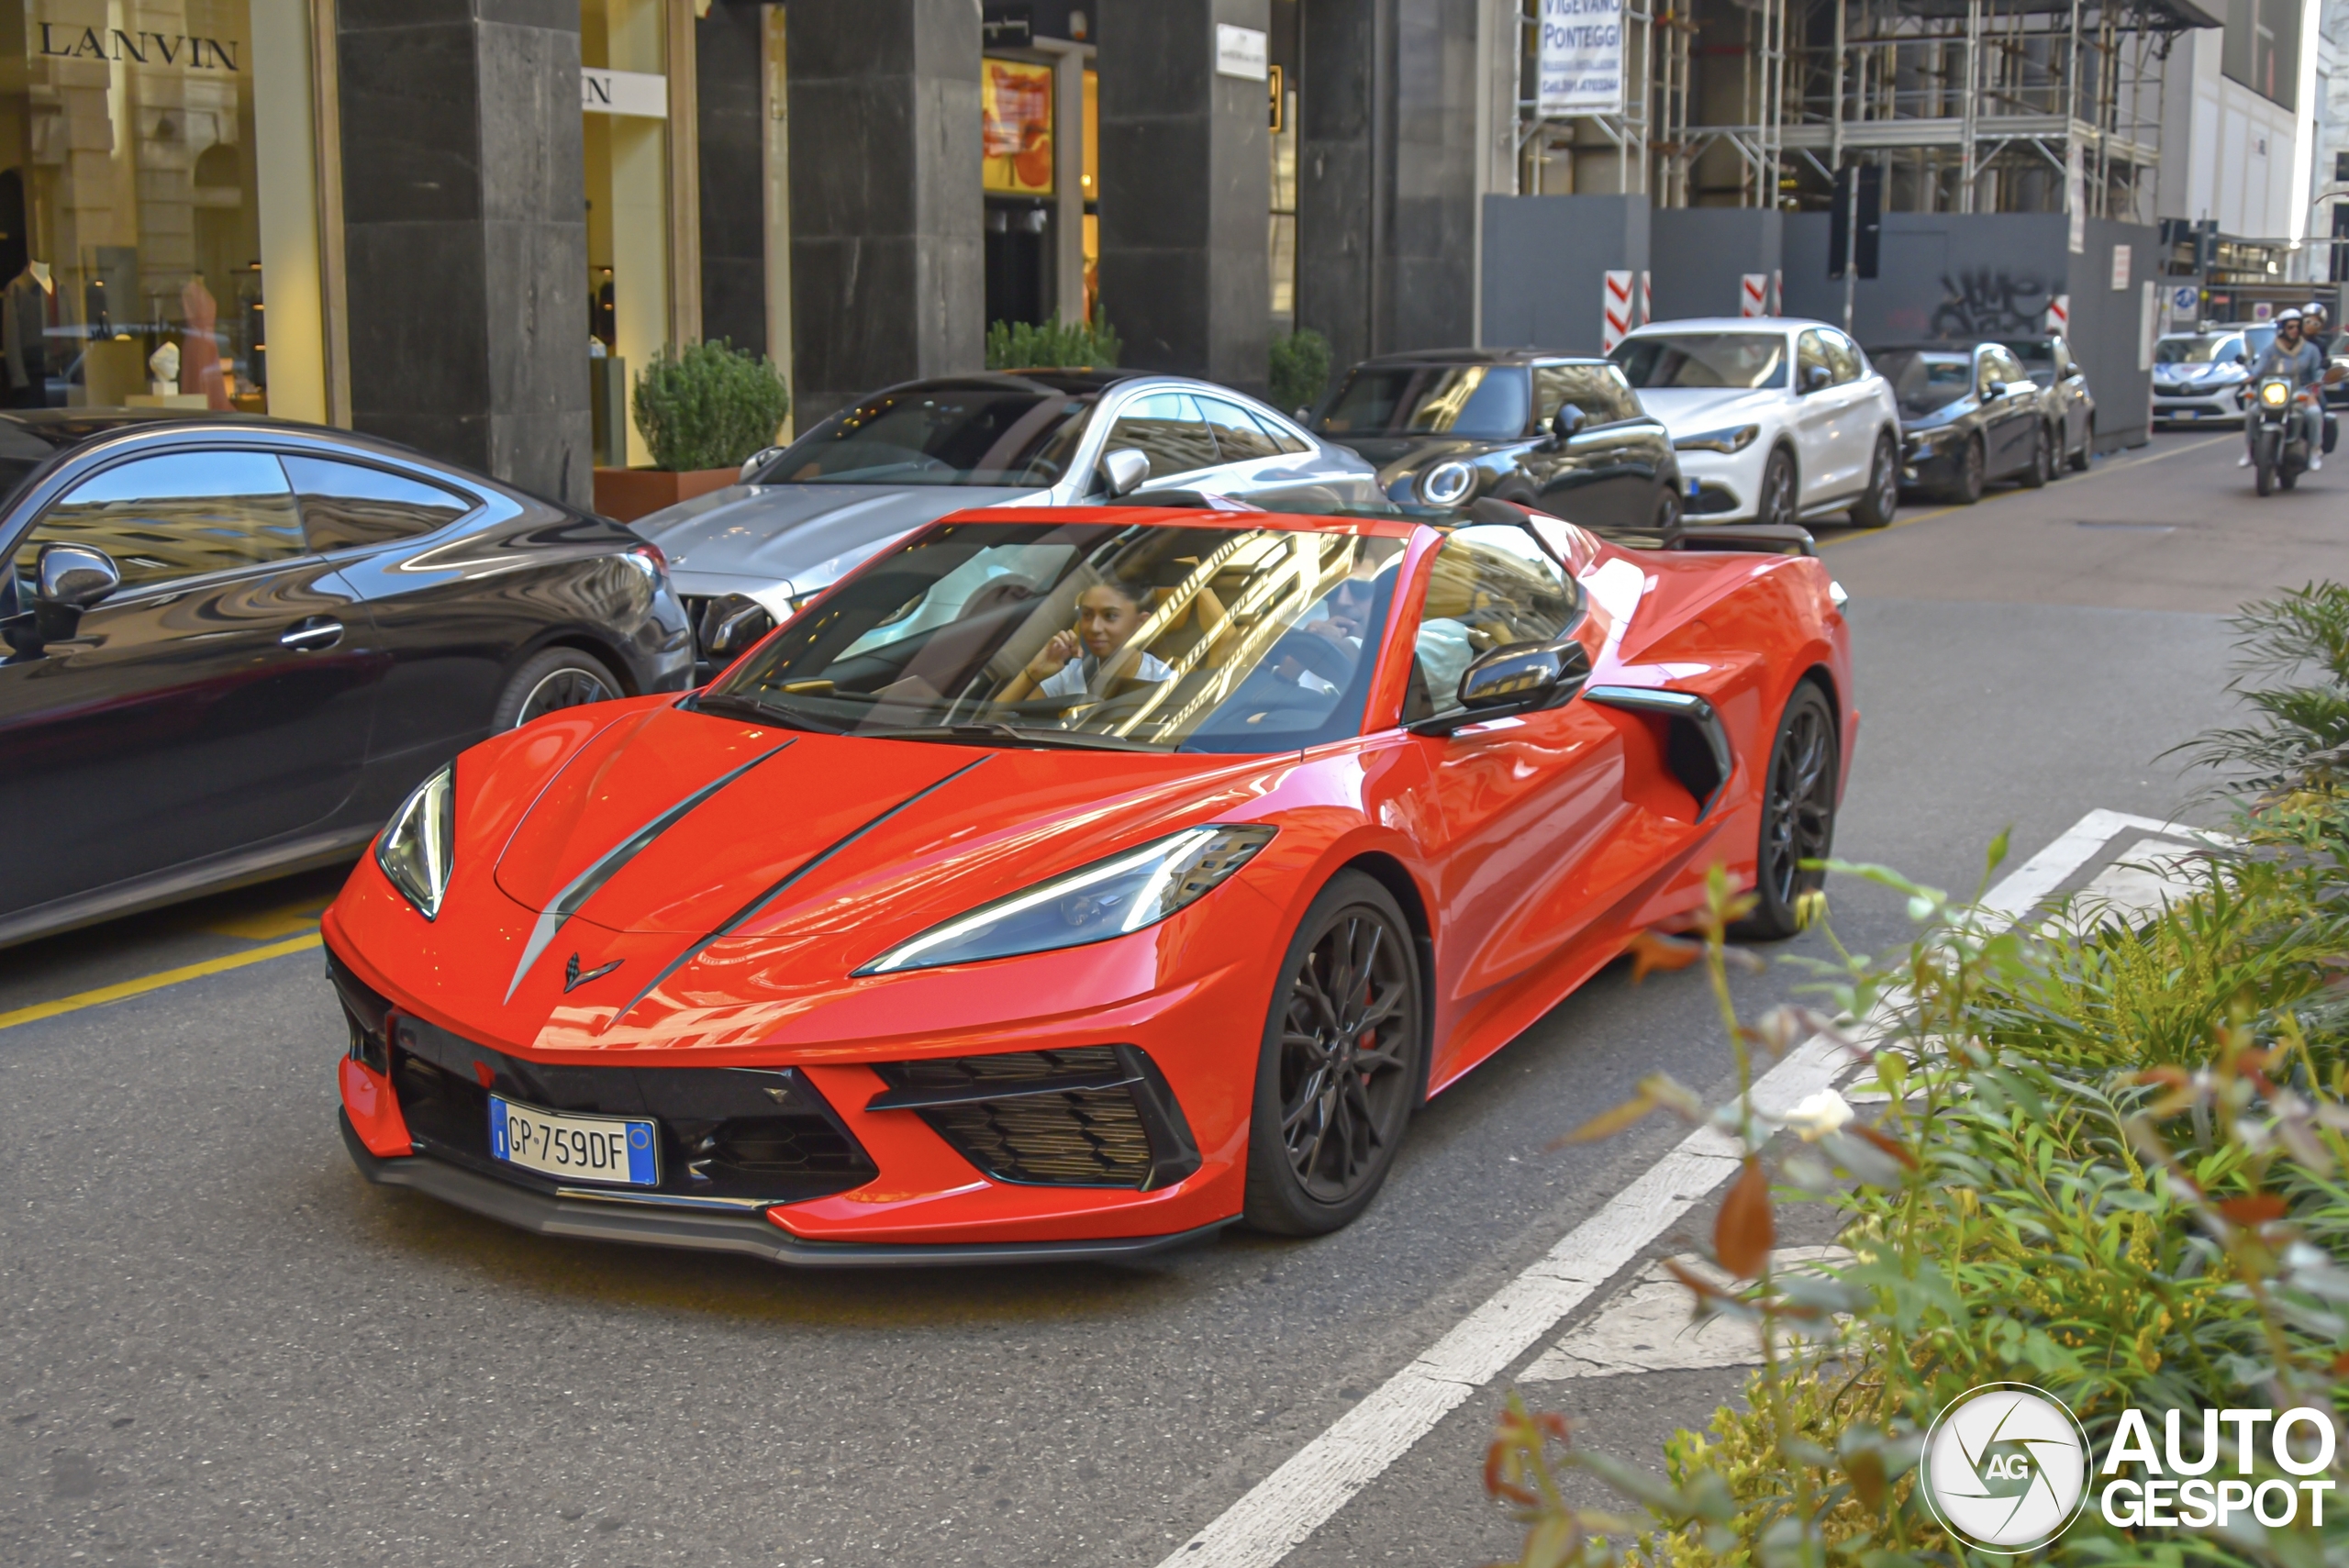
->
<box><xmin>1920</xmin><ymin>1383</ymin><xmax>2090</xmax><ymax>1553</ymax></box>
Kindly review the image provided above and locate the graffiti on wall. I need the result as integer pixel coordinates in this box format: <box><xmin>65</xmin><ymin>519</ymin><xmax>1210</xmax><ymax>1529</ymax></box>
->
<box><xmin>1932</xmin><ymin>269</ymin><xmax>2054</xmax><ymax>336</ymax></box>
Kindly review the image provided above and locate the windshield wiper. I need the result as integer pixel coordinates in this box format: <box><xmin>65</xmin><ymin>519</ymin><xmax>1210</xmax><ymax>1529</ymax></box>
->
<box><xmin>858</xmin><ymin>722</ymin><xmax>1168</xmax><ymax>753</ymax></box>
<box><xmin>685</xmin><ymin>690</ymin><xmax>848</xmax><ymax>733</ymax></box>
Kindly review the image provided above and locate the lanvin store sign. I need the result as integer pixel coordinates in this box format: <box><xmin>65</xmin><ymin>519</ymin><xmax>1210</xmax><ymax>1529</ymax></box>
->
<box><xmin>34</xmin><ymin>24</ymin><xmax>241</xmax><ymax>71</ymax></box>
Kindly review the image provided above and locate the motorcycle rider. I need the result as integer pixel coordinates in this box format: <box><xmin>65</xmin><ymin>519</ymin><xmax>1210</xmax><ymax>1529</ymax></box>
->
<box><xmin>2306</xmin><ymin>303</ymin><xmax>2341</xmax><ymax>454</ymax></box>
<box><xmin>2241</xmin><ymin>307</ymin><xmax>2324</xmax><ymax>472</ymax></box>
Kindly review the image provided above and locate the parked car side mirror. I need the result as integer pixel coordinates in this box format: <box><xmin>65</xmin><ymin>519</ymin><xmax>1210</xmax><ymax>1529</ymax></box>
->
<box><xmin>737</xmin><ymin>445</ymin><xmax>786</xmax><ymax>484</ymax></box>
<box><xmin>37</xmin><ymin>542</ymin><xmax>118</xmax><ymax>615</ymax></box>
<box><xmin>1100</xmin><ymin>448</ymin><xmax>1151</xmax><ymax>498</ymax></box>
<box><xmin>10</xmin><ymin>542</ymin><xmax>120</xmax><ymax>655</ymax></box>
<box><xmin>1800</xmin><ymin>364</ymin><xmax>1832</xmax><ymax>394</ymax></box>
<box><xmin>1546</xmin><ymin>405</ymin><xmax>1587</xmax><ymax>446</ymax></box>
<box><xmin>1985</xmin><ymin>379</ymin><xmax>2008</xmax><ymax>399</ymax></box>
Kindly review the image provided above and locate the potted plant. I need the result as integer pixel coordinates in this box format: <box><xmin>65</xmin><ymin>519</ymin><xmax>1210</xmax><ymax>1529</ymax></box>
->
<box><xmin>593</xmin><ymin>339</ymin><xmax>791</xmax><ymax>522</ymax></box>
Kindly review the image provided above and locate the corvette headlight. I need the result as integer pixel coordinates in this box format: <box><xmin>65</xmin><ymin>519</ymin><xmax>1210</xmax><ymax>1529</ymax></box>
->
<box><xmin>857</xmin><ymin>824</ymin><xmax>1276</xmax><ymax>974</ymax></box>
<box><xmin>2260</xmin><ymin>380</ymin><xmax>2290</xmax><ymax>407</ymax></box>
<box><xmin>1674</xmin><ymin>423</ymin><xmax>1760</xmax><ymax>454</ymax></box>
<box><xmin>376</xmin><ymin>763</ymin><xmax>454</xmax><ymax>919</ymax></box>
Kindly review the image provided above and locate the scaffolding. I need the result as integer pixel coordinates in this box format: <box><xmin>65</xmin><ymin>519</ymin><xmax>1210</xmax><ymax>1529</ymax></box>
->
<box><xmin>1520</xmin><ymin>0</ymin><xmax>2213</xmax><ymax>215</ymax></box>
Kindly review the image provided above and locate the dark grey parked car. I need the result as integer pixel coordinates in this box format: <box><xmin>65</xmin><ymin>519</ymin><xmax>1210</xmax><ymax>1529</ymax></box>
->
<box><xmin>636</xmin><ymin>371</ymin><xmax>1380</xmax><ymax>673</ymax></box>
<box><xmin>0</xmin><ymin>411</ymin><xmax>692</xmax><ymax>948</ymax></box>
<box><xmin>1996</xmin><ymin>332</ymin><xmax>2097</xmax><ymax>472</ymax></box>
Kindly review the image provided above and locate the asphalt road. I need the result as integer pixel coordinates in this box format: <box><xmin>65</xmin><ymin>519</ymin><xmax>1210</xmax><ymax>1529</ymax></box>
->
<box><xmin>1</xmin><ymin>428</ymin><xmax>2334</xmax><ymax>1568</ymax></box>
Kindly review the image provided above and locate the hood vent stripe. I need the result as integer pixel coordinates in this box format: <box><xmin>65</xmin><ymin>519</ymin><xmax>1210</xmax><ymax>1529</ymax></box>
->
<box><xmin>612</xmin><ymin>755</ymin><xmax>994</xmax><ymax>1023</ymax></box>
<box><xmin>503</xmin><ymin>740</ymin><xmax>797</xmax><ymax>1002</ymax></box>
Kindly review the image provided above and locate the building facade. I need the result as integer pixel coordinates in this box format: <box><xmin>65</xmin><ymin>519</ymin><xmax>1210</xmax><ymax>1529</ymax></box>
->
<box><xmin>14</xmin><ymin>0</ymin><xmax>2331</xmax><ymax>504</ymax></box>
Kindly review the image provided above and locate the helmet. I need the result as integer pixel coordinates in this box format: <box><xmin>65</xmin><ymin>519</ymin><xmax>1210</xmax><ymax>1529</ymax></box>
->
<box><xmin>2277</xmin><ymin>307</ymin><xmax>2304</xmax><ymax>328</ymax></box>
<box><xmin>2308</xmin><ymin>303</ymin><xmax>2329</xmax><ymax>320</ymax></box>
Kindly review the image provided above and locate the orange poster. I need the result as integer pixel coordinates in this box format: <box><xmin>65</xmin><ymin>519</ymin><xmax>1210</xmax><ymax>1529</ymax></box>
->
<box><xmin>983</xmin><ymin>58</ymin><xmax>1053</xmax><ymax>195</ymax></box>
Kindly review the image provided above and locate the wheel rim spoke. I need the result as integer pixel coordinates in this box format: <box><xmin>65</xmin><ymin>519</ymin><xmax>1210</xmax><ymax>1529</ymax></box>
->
<box><xmin>1275</xmin><ymin>902</ymin><xmax>1419</xmax><ymax>1200</ymax></box>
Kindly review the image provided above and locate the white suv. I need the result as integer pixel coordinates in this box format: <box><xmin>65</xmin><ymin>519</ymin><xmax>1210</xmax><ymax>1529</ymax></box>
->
<box><xmin>1610</xmin><ymin>317</ymin><xmax>1902</xmax><ymax>528</ymax></box>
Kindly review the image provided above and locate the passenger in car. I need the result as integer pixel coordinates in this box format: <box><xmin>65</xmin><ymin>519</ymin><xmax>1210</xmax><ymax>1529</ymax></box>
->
<box><xmin>999</xmin><ymin>577</ymin><xmax>1174</xmax><ymax>700</ymax></box>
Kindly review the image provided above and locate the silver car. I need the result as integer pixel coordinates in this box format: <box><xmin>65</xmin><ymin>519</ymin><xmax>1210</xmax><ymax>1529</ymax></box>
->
<box><xmin>635</xmin><ymin>370</ymin><xmax>1380</xmax><ymax>671</ymax></box>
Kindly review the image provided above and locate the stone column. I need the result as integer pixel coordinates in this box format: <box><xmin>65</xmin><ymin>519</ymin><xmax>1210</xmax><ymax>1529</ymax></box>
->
<box><xmin>1096</xmin><ymin>0</ymin><xmax>1271</xmax><ymax>396</ymax></box>
<box><xmin>785</xmin><ymin>0</ymin><xmax>983</xmax><ymax>427</ymax></box>
<box><xmin>1297</xmin><ymin>0</ymin><xmax>1479</xmax><ymax>371</ymax></box>
<box><xmin>337</xmin><ymin>1</ymin><xmax>590</xmax><ymax>506</ymax></box>
<box><xmin>697</xmin><ymin>0</ymin><xmax>767</xmax><ymax>356</ymax></box>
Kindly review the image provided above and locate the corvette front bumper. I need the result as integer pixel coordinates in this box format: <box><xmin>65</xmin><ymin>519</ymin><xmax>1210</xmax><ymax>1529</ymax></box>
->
<box><xmin>340</xmin><ymin>1111</ymin><xmax>1231</xmax><ymax>1266</ymax></box>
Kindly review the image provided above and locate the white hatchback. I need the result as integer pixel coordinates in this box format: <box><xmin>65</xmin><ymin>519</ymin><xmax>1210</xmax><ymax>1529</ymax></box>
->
<box><xmin>1610</xmin><ymin>317</ymin><xmax>1902</xmax><ymax>529</ymax></box>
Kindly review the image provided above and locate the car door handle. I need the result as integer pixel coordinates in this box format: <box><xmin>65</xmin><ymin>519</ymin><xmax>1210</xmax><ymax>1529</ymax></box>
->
<box><xmin>280</xmin><ymin>617</ymin><xmax>343</xmax><ymax>651</ymax></box>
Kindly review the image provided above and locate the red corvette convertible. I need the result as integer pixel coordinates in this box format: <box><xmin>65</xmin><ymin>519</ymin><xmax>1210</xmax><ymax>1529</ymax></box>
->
<box><xmin>325</xmin><ymin>501</ymin><xmax>1853</xmax><ymax>1264</ymax></box>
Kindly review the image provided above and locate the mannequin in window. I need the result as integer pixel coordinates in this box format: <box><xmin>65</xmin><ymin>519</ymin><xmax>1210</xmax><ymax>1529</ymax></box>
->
<box><xmin>5</xmin><ymin>260</ymin><xmax>52</xmax><ymax>409</ymax></box>
<box><xmin>181</xmin><ymin>274</ymin><xmax>228</xmax><ymax>410</ymax></box>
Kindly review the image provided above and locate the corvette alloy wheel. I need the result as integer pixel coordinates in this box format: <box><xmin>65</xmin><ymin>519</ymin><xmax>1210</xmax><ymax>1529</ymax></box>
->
<box><xmin>1741</xmin><ymin>683</ymin><xmax>1840</xmax><ymax>940</ymax></box>
<box><xmin>1245</xmin><ymin>872</ymin><xmax>1423</xmax><ymax>1235</ymax></box>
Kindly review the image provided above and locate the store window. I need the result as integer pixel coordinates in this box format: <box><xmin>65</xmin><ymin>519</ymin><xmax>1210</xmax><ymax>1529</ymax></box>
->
<box><xmin>1269</xmin><ymin>65</ymin><xmax>1296</xmax><ymax>324</ymax></box>
<box><xmin>1082</xmin><ymin>66</ymin><xmax>1097</xmax><ymax>322</ymax></box>
<box><xmin>582</xmin><ymin>0</ymin><xmax>672</xmax><ymax>467</ymax></box>
<box><xmin>1</xmin><ymin>1</ymin><xmax>327</xmax><ymax>418</ymax></box>
<box><xmin>983</xmin><ymin>55</ymin><xmax>1053</xmax><ymax>328</ymax></box>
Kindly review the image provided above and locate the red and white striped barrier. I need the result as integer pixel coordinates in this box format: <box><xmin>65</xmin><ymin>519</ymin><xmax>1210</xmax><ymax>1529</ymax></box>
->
<box><xmin>1602</xmin><ymin>270</ymin><xmax>1634</xmax><ymax>351</ymax></box>
<box><xmin>1740</xmin><ymin>273</ymin><xmax>1767</xmax><ymax>317</ymax></box>
<box><xmin>2045</xmin><ymin>294</ymin><xmax>2069</xmax><ymax>335</ymax></box>
<box><xmin>1639</xmin><ymin>271</ymin><xmax>1652</xmax><ymax>327</ymax></box>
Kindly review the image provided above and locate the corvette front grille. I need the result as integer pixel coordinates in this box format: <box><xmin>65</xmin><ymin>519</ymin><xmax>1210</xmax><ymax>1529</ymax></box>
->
<box><xmin>353</xmin><ymin>1004</ymin><xmax>875</xmax><ymax>1206</ymax></box>
<box><xmin>870</xmin><ymin>1044</ymin><xmax>1200</xmax><ymax>1191</ymax></box>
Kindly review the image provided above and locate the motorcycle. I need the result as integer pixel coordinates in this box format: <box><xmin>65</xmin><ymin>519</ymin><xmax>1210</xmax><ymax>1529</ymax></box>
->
<box><xmin>2248</xmin><ymin>376</ymin><xmax>2319</xmax><ymax>495</ymax></box>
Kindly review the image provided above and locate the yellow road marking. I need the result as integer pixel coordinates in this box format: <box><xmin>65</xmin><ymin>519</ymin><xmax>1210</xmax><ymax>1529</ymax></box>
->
<box><xmin>0</xmin><ymin>932</ymin><xmax>322</xmax><ymax>1032</ymax></box>
<box><xmin>1820</xmin><ymin>432</ymin><xmax>2235</xmax><ymax>548</ymax></box>
<box><xmin>204</xmin><ymin>900</ymin><xmax>329</xmax><ymax>941</ymax></box>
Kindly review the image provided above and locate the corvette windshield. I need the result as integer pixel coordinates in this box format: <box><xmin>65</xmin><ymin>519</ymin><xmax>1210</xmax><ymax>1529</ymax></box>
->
<box><xmin>1610</xmin><ymin>333</ymin><xmax>1788</xmax><ymax>391</ymax></box>
<box><xmin>750</xmin><ymin>384</ymin><xmax>1097</xmax><ymax>487</ymax></box>
<box><xmin>706</xmin><ymin>520</ymin><xmax>1408</xmax><ymax>753</ymax></box>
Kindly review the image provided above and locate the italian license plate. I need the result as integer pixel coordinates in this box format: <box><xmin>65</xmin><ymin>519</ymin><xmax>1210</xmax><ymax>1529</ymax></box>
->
<box><xmin>489</xmin><ymin>1095</ymin><xmax>657</xmax><ymax>1185</ymax></box>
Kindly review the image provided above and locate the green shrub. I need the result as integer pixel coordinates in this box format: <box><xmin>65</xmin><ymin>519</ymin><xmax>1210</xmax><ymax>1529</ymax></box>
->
<box><xmin>1484</xmin><ymin>587</ymin><xmax>2349</xmax><ymax>1568</ymax></box>
<box><xmin>985</xmin><ymin>306</ymin><xmax>1120</xmax><ymax>371</ymax></box>
<box><xmin>631</xmin><ymin>339</ymin><xmax>790</xmax><ymax>472</ymax></box>
<box><xmin>1269</xmin><ymin>328</ymin><xmax>1332</xmax><ymax>416</ymax></box>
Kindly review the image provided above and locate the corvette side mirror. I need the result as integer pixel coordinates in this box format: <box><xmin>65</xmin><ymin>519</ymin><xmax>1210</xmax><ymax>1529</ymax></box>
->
<box><xmin>738</xmin><ymin>445</ymin><xmax>785</xmax><ymax>483</ymax></box>
<box><xmin>1100</xmin><ymin>448</ymin><xmax>1151</xmax><ymax>498</ymax></box>
<box><xmin>698</xmin><ymin>591</ymin><xmax>776</xmax><ymax>665</ymax></box>
<box><xmin>1409</xmin><ymin>639</ymin><xmax>1592</xmax><ymax>736</ymax></box>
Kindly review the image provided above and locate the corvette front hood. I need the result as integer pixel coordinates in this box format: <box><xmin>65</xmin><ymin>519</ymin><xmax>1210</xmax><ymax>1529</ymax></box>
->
<box><xmin>477</xmin><ymin>703</ymin><xmax>1275</xmax><ymax>1033</ymax></box>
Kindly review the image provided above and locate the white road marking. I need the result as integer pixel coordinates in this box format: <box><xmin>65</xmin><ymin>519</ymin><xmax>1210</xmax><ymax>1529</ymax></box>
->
<box><xmin>1519</xmin><ymin>1247</ymin><xmax>1850</xmax><ymax>1382</ymax></box>
<box><xmin>2073</xmin><ymin>837</ymin><xmax>2212</xmax><ymax>921</ymax></box>
<box><xmin>1155</xmin><ymin>806</ymin><xmax>2216</xmax><ymax>1568</ymax></box>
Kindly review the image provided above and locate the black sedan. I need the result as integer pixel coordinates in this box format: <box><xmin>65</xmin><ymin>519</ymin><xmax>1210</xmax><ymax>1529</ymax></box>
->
<box><xmin>1866</xmin><ymin>339</ymin><xmax>2060</xmax><ymax>503</ymax></box>
<box><xmin>1310</xmin><ymin>349</ymin><xmax>1683</xmax><ymax>533</ymax></box>
<box><xmin>1996</xmin><ymin>332</ymin><xmax>2097</xmax><ymax>472</ymax></box>
<box><xmin>0</xmin><ymin>412</ymin><xmax>692</xmax><ymax>948</ymax></box>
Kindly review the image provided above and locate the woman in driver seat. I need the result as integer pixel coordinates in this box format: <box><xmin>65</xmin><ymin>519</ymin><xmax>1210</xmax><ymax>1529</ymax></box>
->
<box><xmin>1000</xmin><ymin>578</ymin><xmax>1174</xmax><ymax>701</ymax></box>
